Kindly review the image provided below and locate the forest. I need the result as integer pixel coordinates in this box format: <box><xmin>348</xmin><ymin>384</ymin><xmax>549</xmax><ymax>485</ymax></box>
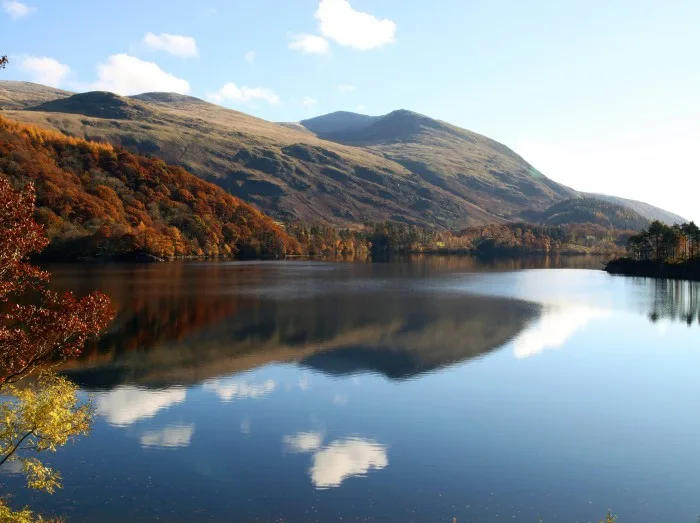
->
<box><xmin>0</xmin><ymin>116</ymin><xmax>299</xmax><ymax>260</ymax></box>
<box><xmin>288</xmin><ymin>220</ymin><xmax>634</xmax><ymax>258</ymax></box>
<box><xmin>606</xmin><ymin>221</ymin><xmax>700</xmax><ymax>281</ymax></box>
<box><xmin>627</xmin><ymin>221</ymin><xmax>700</xmax><ymax>261</ymax></box>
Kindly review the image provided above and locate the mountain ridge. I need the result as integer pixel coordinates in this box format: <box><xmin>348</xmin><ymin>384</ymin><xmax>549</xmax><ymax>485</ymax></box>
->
<box><xmin>0</xmin><ymin>81</ymin><xmax>685</xmax><ymax>227</ymax></box>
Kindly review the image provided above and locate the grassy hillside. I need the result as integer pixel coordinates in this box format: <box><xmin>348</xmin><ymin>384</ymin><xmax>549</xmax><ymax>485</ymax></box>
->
<box><xmin>1</xmin><ymin>82</ymin><xmax>575</xmax><ymax>228</ymax></box>
<box><xmin>0</xmin><ymin>80</ymin><xmax>72</xmax><ymax>109</ymax></box>
<box><xmin>582</xmin><ymin>192</ymin><xmax>686</xmax><ymax>224</ymax></box>
<box><xmin>0</xmin><ymin>116</ymin><xmax>297</xmax><ymax>259</ymax></box>
<box><xmin>532</xmin><ymin>198</ymin><xmax>650</xmax><ymax>229</ymax></box>
<box><xmin>301</xmin><ymin>109</ymin><xmax>578</xmax><ymax>220</ymax></box>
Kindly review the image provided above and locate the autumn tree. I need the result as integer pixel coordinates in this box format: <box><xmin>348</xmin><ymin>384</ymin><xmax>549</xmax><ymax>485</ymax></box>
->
<box><xmin>0</xmin><ymin>179</ymin><xmax>113</xmax><ymax>384</ymax></box>
<box><xmin>0</xmin><ymin>178</ymin><xmax>113</xmax><ymax>515</ymax></box>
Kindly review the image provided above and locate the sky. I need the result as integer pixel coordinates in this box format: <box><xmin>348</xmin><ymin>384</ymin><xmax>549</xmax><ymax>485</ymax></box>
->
<box><xmin>2</xmin><ymin>0</ymin><xmax>699</xmax><ymax>221</ymax></box>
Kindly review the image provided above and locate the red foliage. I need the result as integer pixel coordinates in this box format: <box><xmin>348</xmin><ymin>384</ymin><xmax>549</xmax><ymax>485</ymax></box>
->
<box><xmin>0</xmin><ymin>116</ymin><xmax>299</xmax><ymax>259</ymax></box>
<box><xmin>0</xmin><ymin>178</ymin><xmax>113</xmax><ymax>383</ymax></box>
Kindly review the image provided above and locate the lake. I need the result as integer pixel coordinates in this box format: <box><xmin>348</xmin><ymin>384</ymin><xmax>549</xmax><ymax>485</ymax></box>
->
<box><xmin>4</xmin><ymin>256</ymin><xmax>700</xmax><ymax>522</ymax></box>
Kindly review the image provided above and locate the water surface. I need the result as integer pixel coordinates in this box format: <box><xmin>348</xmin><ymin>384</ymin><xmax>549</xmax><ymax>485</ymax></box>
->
<box><xmin>5</xmin><ymin>257</ymin><xmax>700</xmax><ymax>522</ymax></box>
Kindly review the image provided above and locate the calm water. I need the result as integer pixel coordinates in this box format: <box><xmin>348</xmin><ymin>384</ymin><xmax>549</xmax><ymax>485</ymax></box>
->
<box><xmin>5</xmin><ymin>256</ymin><xmax>700</xmax><ymax>522</ymax></box>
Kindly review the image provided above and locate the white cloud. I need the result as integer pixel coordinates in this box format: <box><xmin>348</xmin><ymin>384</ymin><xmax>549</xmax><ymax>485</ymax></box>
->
<box><xmin>315</xmin><ymin>0</ymin><xmax>396</xmax><ymax>51</ymax></box>
<box><xmin>333</xmin><ymin>395</ymin><xmax>348</xmax><ymax>405</ymax></box>
<box><xmin>93</xmin><ymin>54</ymin><xmax>191</xmax><ymax>96</ymax></box>
<box><xmin>2</xmin><ymin>0</ymin><xmax>34</xmax><ymax>19</ymax></box>
<box><xmin>140</xmin><ymin>424</ymin><xmax>195</xmax><ymax>448</ymax></box>
<box><xmin>355</xmin><ymin>104</ymin><xmax>366</xmax><ymax>112</ymax></box>
<box><xmin>283</xmin><ymin>431</ymin><xmax>323</xmax><ymax>453</ymax></box>
<box><xmin>19</xmin><ymin>56</ymin><xmax>70</xmax><ymax>88</ymax></box>
<box><xmin>203</xmin><ymin>378</ymin><xmax>276</xmax><ymax>402</ymax></box>
<box><xmin>310</xmin><ymin>438</ymin><xmax>388</xmax><ymax>489</ymax></box>
<box><xmin>207</xmin><ymin>82</ymin><xmax>280</xmax><ymax>105</ymax></box>
<box><xmin>512</xmin><ymin>305</ymin><xmax>609</xmax><ymax>359</ymax></box>
<box><xmin>144</xmin><ymin>32</ymin><xmax>198</xmax><ymax>58</ymax></box>
<box><xmin>337</xmin><ymin>84</ymin><xmax>355</xmax><ymax>93</ymax></box>
<box><xmin>302</xmin><ymin>96</ymin><xmax>318</xmax><ymax>109</ymax></box>
<box><xmin>288</xmin><ymin>33</ymin><xmax>330</xmax><ymax>55</ymax></box>
<box><xmin>244</xmin><ymin>50</ymin><xmax>256</xmax><ymax>64</ymax></box>
<box><xmin>96</xmin><ymin>386</ymin><xmax>187</xmax><ymax>426</ymax></box>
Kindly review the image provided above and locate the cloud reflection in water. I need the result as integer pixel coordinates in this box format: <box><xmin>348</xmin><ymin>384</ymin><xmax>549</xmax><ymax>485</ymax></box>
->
<box><xmin>512</xmin><ymin>305</ymin><xmax>609</xmax><ymax>359</ymax></box>
<box><xmin>283</xmin><ymin>432</ymin><xmax>388</xmax><ymax>489</ymax></box>
<box><xmin>203</xmin><ymin>378</ymin><xmax>276</xmax><ymax>402</ymax></box>
<box><xmin>140</xmin><ymin>424</ymin><xmax>195</xmax><ymax>448</ymax></box>
<box><xmin>96</xmin><ymin>386</ymin><xmax>187</xmax><ymax>426</ymax></box>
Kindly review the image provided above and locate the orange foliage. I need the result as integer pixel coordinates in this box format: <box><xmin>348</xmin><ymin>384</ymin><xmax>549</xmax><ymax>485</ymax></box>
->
<box><xmin>0</xmin><ymin>116</ymin><xmax>299</xmax><ymax>259</ymax></box>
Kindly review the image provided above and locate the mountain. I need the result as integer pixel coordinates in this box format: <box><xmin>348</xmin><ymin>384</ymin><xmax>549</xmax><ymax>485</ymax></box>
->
<box><xmin>0</xmin><ymin>80</ymin><xmax>72</xmax><ymax>109</ymax></box>
<box><xmin>0</xmin><ymin>81</ymin><xmax>683</xmax><ymax>228</ymax></box>
<box><xmin>0</xmin><ymin>82</ymin><xmax>573</xmax><ymax>228</ymax></box>
<box><xmin>299</xmin><ymin>109</ymin><xmax>579</xmax><ymax>218</ymax></box>
<box><xmin>299</xmin><ymin>111</ymin><xmax>687</xmax><ymax>226</ymax></box>
<box><xmin>582</xmin><ymin>192</ymin><xmax>686</xmax><ymax>225</ymax></box>
<box><xmin>0</xmin><ymin>116</ymin><xmax>297</xmax><ymax>259</ymax></box>
<box><xmin>29</xmin><ymin>90</ymin><xmax>152</xmax><ymax>120</ymax></box>
<box><xmin>530</xmin><ymin>197</ymin><xmax>651</xmax><ymax>229</ymax></box>
<box><xmin>300</xmin><ymin>110</ymin><xmax>379</xmax><ymax>135</ymax></box>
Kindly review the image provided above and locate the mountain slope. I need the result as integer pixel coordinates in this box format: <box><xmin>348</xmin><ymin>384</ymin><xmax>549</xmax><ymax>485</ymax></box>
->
<box><xmin>0</xmin><ymin>82</ymin><xmax>575</xmax><ymax>228</ymax></box>
<box><xmin>0</xmin><ymin>80</ymin><xmax>73</xmax><ymax>109</ymax></box>
<box><xmin>582</xmin><ymin>192</ymin><xmax>686</xmax><ymax>224</ymax></box>
<box><xmin>531</xmin><ymin>198</ymin><xmax>650</xmax><ymax>229</ymax></box>
<box><xmin>0</xmin><ymin>116</ymin><xmax>296</xmax><ymax>259</ymax></box>
<box><xmin>301</xmin><ymin>109</ymin><xmax>578</xmax><ymax>219</ymax></box>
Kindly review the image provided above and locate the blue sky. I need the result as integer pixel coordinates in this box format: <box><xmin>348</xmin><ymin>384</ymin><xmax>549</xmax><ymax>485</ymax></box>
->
<box><xmin>2</xmin><ymin>0</ymin><xmax>699</xmax><ymax>221</ymax></box>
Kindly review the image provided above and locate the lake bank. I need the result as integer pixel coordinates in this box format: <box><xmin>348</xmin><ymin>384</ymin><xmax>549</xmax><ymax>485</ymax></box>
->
<box><xmin>605</xmin><ymin>258</ymin><xmax>700</xmax><ymax>281</ymax></box>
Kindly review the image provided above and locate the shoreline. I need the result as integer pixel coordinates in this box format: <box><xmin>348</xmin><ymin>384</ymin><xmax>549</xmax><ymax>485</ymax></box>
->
<box><xmin>605</xmin><ymin>258</ymin><xmax>700</xmax><ymax>282</ymax></box>
<box><xmin>34</xmin><ymin>250</ymin><xmax>611</xmax><ymax>265</ymax></box>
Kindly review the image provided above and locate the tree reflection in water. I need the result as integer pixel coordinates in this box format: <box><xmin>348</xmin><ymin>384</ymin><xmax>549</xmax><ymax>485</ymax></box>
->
<box><xmin>641</xmin><ymin>278</ymin><xmax>700</xmax><ymax>326</ymax></box>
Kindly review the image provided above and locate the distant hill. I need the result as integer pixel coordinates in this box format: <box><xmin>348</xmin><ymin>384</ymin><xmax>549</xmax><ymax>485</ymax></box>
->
<box><xmin>0</xmin><ymin>116</ymin><xmax>296</xmax><ymax>259</ymax></box>
<box><xmin>0</xmin><ymin>81</ymin><xmax>685</xmax><ymax>228</ymax></box>
<box><xmin>582</xmin><ymin>192</ymin><xmax>686</xmax><ymax>225</ymax></box>
<box><xmin>531</xmin><ymin>198</ymin><xmax>650</xmax><ymax>230</ymax></box>
<box><xmin>29</xmin><ymin>90</ymin><xmax>151</xmax><ymax>120</ymax></box>
<box><xmin>301</xmin><ymin>110</ymin><xmax>686</xmax><ymax>225</ymax></box>
<box><xmin>0</xmin><ymin>80</ymin><xmax>72</xmax><ymax>109</ymax></box>
<box><xmin>301</xmin><ymin>111</ymin><xmax>379</xmax><ymax>135</ymax></box>
<box><xmin>299</xmin><ymin>109</ymin><xmax>578</xmax><ymax>222</ymax></box>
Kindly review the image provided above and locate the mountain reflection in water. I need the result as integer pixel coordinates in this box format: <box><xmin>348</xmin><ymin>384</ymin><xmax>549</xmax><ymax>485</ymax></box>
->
<box><xmin>50</xmin><ymin>260</ymin><xmax>542</xmax><ymax>387</ymax></box>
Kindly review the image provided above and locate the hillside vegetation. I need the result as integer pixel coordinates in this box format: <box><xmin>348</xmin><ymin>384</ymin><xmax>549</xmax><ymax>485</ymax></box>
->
<box><xmin>0</xmin><ymin>116</ymin><xmax>297</xmax><ymax>260</ymax></box>
<box><xmin>582</xmin><ymin>192</ymin><xmax>686</xmax><ymax>225</ymax></box>
<box><xmin>1</xmin><ymin>82</ymin><xmax>573</xmax><ymax>228</ymax></box>
<box><xmin>531</xmin><ymin>198</ymin><xmax>650</xmax><ymax>230</ymax></box>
